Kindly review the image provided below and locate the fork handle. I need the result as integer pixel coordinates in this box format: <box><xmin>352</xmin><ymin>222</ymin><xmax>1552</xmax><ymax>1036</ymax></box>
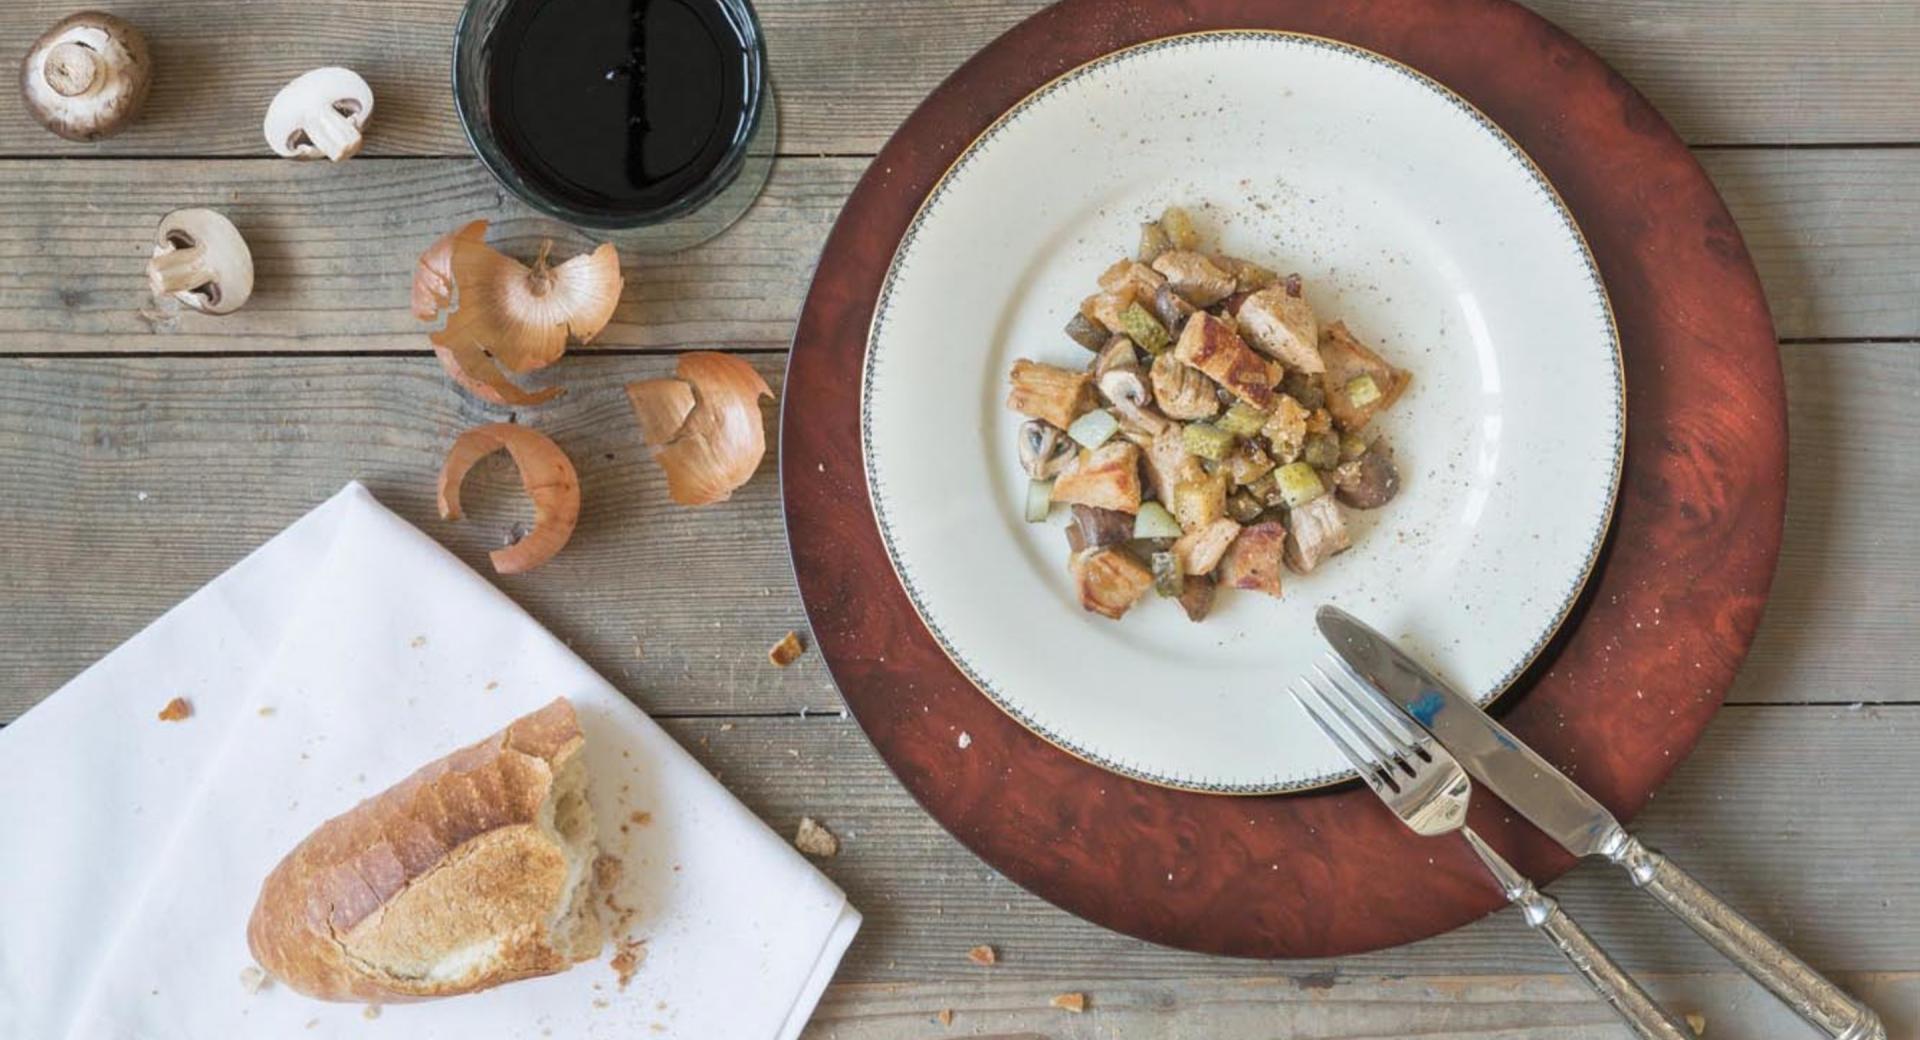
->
<box><xmin>1607</xmin><ymin>835</ymin><xmax>1885</xmax><ymax>1040</ymax></box>
<box><xmin>1461</xmin><ymin>828</ymin><xmax>1693</xmax><ymax>1040</ymax></box>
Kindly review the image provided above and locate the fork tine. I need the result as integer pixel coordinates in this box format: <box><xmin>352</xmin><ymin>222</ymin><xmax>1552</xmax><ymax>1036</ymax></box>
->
<box><xmin>1298</xmin><ymin>671</ymin><xmax>1397</xmax><ymax>773</ymax></box>
<box><xmin>1324</xmin><ymin>653</ymin><xmax>1430</xmax><ymax>749</ymax></box>
<box><xmin>1289</xmin><ymin>679</ymin><xmax>1385</xmax><ymax>787</ymax></box>
<box><xmin>1313</xmin><ymin>660</ymin><xmax>1414</xmax><ymax>769</ymax></box>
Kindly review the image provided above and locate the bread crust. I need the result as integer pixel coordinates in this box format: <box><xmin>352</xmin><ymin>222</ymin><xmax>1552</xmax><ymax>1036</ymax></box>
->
<box><xmin>247</xmin><ymin>698</ymin><xmax>600</xmax><ymax>1001</ymax></box>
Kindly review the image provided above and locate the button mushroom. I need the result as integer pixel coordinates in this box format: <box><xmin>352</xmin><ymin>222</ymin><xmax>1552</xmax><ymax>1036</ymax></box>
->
<box><xmin>147</xmin><ymin>209</ymin><xmax>254</xmax><ymax>315</ymax></box>
<box><xmin>264</xmin><ymin>67</ymin><xmax>374</xmax><ymax>161</ymax></box>
<box><xmin>1097</xmin><ymin>366</ymin><xmax>1170</xmax><ymax>436</ymax></box>
<box><xmin>1019</xmin><ymin>419</ymin><xmax>1076</xmax><ymax>480</ymax></box>
<box><xmin>20</xmin><ymin>12</ymin><xmax>151</xmax><ymax>140</ymax></box>
<box><xmin>1149</xmin><ymin>353</ymin><xmax>1219</xmax><ymax>421</ymax></box>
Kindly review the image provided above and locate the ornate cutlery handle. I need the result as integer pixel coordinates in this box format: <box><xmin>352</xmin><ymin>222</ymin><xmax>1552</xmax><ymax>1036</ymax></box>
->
<box><xmin>1609</xmin><ymin>835</ymin><xmax>1885</xmax><ymax>1040</ymax></box>
<box><xmin>1462</xmin><ymin>828</ymin><xmax>1693</xmax><ymax>1040</ymax></box>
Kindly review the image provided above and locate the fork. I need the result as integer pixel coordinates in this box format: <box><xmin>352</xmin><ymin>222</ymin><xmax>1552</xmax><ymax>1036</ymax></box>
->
<box><xmin>1293</xmin><ymin>657</ymin><xmax>1696</xmax><ymax>1040</ymax></box>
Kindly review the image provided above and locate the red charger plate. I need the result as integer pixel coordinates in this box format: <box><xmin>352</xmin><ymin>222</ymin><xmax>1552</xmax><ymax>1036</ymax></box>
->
<box><xmin>781</xmin><ymin>0</ymin><xmax>1784</xmax><ymax>956</ymax></box>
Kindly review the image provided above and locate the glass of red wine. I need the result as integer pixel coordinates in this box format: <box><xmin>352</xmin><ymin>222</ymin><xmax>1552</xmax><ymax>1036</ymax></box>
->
<box><xmin>453</xmin><ymin>0</ymin><xmax>772</xmax><ymax>250</ymax></box>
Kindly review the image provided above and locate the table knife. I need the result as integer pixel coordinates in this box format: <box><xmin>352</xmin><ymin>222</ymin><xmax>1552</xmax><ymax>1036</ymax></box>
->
<box><xmin>1317</xmin><ymin>605</ymin><xmax>1884</xmax><ymax>1040</ymax></box>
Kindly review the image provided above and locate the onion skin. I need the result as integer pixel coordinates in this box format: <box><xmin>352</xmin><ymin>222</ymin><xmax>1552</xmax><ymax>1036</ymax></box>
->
<box><xmin>626</xmin><ymin>353</ymin><xmax>774</xmax><ymax>506</ymax></box>
<box><xmin>437</xmin><ymin>423</ymin><xmax>581</xmax><ymax>574</ymax></box>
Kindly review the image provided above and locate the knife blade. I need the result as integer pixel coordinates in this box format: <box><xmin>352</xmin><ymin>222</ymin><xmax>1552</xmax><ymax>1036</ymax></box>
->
<box><xmin>1314</xmin><ymin>604</ymin><xmax>1626</xmax><ymax>857</ymax></box>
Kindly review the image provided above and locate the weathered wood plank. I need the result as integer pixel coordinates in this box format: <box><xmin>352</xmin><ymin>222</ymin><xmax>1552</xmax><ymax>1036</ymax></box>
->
<box><xmin>671</xmin><ymin>706</ymin><xmax>1920</xmax><ymax>982</ymax></box>
<box><xmin>0</xmin><ymin>151</ymin><xmax>1914</xmax><ymax>354</ymax></box>
<box><xmin>0</xmin><ymin>345</ymin><xmax>1910</xmax><ymax>718</ymax></box>
<box><xmin>0</xmin><ymin>1</ymin><xmax>1916</xmax><ymax>156</ymax></box>
<box><xmin>806</xmin><ymin>972</ymin><xmax>1920</xmax><ymax>1039</ymax></box>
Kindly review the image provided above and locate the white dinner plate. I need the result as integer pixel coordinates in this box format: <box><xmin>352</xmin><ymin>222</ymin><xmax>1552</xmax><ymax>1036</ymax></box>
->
<box><xmin>862</xmin><ymin>31</ymin><xmax>1622</xmax><ymax>794</ymax></box>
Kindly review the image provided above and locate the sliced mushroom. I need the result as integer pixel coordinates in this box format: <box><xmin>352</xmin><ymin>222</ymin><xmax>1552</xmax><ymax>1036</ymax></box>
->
<box><xmin>147</xmin><ymin>209</ymin><xmax>254</xmax><ymax>315</ymax></box>
<box><xmin>264</xmin><ymin>67</ymin><xmax>374</xmax><ymax>161</ymax></box>
<box><xmin>1091</xmin><ymin>334</ymin><xmax>1140</xmax><ymax>379</ymax></box>
<box><xmin>1149</xmin><ymin>354</ymin><xmax>1219</xmax><ymax>421</ymax></box>
<box><xmin>1097</xmin><ymin>366</ymin><xmax>1169</xmax><ymax>436</ymax></box>
<box><xmin>1334</xmin><ymin>450</ymin><xmax>1401</xmax><ymax>509</ymax></box>
<box><xmin>20</xmin><ymin>12</ymin><xmax>151</xmax><ymax>140</ymax></box>
<box><xmin>1019</xmin><ymin>420</ymin><xmax>1076</xmax><ymax>480</ymax></box>
<box><xmin>1064</xmin><ymin>504</ymin><xmax>1134</xmax><ymax>552</ymax></box>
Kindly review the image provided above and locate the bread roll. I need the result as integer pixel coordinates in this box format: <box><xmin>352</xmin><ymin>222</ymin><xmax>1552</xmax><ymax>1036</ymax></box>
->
<box><xmin>246</xmin><ymin>698</ymin><xmax>604</xmax><ymax>1001</ymax></box>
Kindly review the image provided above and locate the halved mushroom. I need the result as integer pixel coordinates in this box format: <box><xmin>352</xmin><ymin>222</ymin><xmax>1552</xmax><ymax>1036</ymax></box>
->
<box><xmin>437</xmin><ymin>423</ymin><xmax>581</xmax><ymax>575</ymax></box>
<box><xmin>264</xmin><ymin>67</ymin><xmax>374</xmax><ymax>161</ymax></box>
<box><xmin>1019</xmin><ymin>420</ymin><xmax>1075</xmax><ymax>480</ymax></box>
<box><xmin>20</xmin><ymin>12</ymin><xmax>151</xmax><ymax>140</ymax></box>
<box><xmin>1090</xmin><ymin>335</ymin><xmax>1139</xmax><ymax>380</ymax></box>
<box><xmin>1097</xmin><ymin>366</ymin><xmax>1169</xmax><ymax>436</ymax></box>
<box><xmin>147</xmin><ymin>209</ymin><xmax>254</xmax><ymax>315</ymax></box>
<box><xmin>1149</xmin><ymin>354</ymin><xmax>1218</xmax><ymax>421</ymax></box>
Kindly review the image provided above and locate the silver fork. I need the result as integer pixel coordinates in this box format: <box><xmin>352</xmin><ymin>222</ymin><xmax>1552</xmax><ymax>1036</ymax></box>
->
<box><xmin>1293</xmin><ymin>656</ymin><xmax>1695</xmax><ymax>1040</ymax></box>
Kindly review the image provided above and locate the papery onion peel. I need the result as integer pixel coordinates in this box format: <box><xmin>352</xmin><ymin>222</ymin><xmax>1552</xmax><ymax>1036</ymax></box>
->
<box><xmin>433</xmin><ymin>235</ymin><xmax>622</xmax><ymax>373</ymax></box>
<box><xmin>437</xmin><ymin>423</ymin><xmax>581</xmax><ymax>575</ymax></box>
<box><xmin>626</xmin><ymin>352</ymin><xmax>774</xmax><ymax>506</ymax></box>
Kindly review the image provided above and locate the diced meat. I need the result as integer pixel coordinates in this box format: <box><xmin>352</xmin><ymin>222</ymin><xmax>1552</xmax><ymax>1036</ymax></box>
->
<box><xmin>1137</xmin><ymin>426</ymin><xmax>1204</xmax><ymax>505</ymax></box>
<box><xmin>1150</xmin><ymin>250</ymin><xmax>1236</xmax><ymax>308</ymax></box>
<box><xmin>1284</xmin><ymin>496</ymin><xmax>1352</xmax><ymax>574</ymax></box>
<box><xmin>1318</xmin><ymin>321</ymin><xmax>1410</xmax><ymax>432</ymax></box>
<box><xmin>1176</xmin><ymin>572</ymin><xmax>1215</xmax><ymax>621</ymax></box>
<box><xmin>1097</xmin><ymin>258</ymin><xmax>1166</xmax><ymax>303</ymax></box>
<box><xmin>1219</xmin><ymin>521</ymin><xmax>1287</xmax><ymax>596</ymax></box>
<box><xmin>1064</xmin><ymin>504</ymin><xmax>1134</xmax><ymax>552</ymax></box>
<box><xmin>1173</xmin><ymin>313</ymin><xmax>1273</xmax><ymax>409</ymax></box>
<box><xmin>1261</xmin><ymin>394</ymin><xmax>1310</xmax><ymax>463</ymax></box>
<box><xmin>1236</xmin><ymin>285</ymin><xmax>1323</xmax><ymax>374</ymax></box>
<box><xmin>1212</xmin><ymin>254</ymin><xmax>1279</xmax><ymax>293</ymax></box>
<box><xmin>1149</xmin><ymin>353</ymin><xmax>1219</xmax><ymax>420</ymax></box>
<box><xmin>1173</xmin><ymin>517</ymin><xmax>1242</xmax><ymax>575</ymax></box>
<box><xmin>1051</xmin><ymin>440</ymin><xmax>1143</xmax><ymax>514</ymax></box>
<box><xmin>1007</xmin><ymin>359</ymin><xmax>1091</xmax><ymax>430</ymax></box>
<box><xmin>1070</xmin><ymin>547</ymin><xmax>1154</xmax><ymax>619</ymax></box>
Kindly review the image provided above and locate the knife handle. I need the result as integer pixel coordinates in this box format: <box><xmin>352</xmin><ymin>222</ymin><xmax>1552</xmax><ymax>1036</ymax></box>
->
<box><xmin>1461</xmin><ymin>828</ymin><xmax>1694</xmax><ymax>1040</ymax></box>
<box><xmin>1609</xmin><ymin>835</ymin><xmax>1885</xmax><ymax>1040</ymax></box>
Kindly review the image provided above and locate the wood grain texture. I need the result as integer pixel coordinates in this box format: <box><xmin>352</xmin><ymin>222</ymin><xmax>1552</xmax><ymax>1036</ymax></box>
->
<box><xmin>0</xmin><ymin>345</ymin><xmax>1906</xmax><ymax>720</ymax></box>
<box><xmin>0</xmin><ymin>0</ymin><xmax>1915</xmax><ymax>155</ymax></box>
<box><xmin>783</xmin><ymin>0</ymin><xmax>1786</xmax><ymax>958</ymax></box>
<box><xmin>669</xmin><ymin>707</ymin><xmax>1920</xmax><ymax>981</ymax></box>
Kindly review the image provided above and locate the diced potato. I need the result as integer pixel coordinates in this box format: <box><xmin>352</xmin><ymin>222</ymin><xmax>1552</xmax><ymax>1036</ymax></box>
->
<box><xmin>1116</xmin><ymin>303</ymin><xmax>1171</xmax><ymax>354</ymax></box>
<box><xmin>1067</xmin><ymin>408</ymin><xmax>1120</xmax><ymax>450</ymax></box>
<box><xmin>1172</xmin><ymin>472</ymin><xmax>1228</xmax><ymax>531</ymax></box>
<box><xmin>1149</xmin><ymin>354</ymin><xmax>1219</xmax><ymax>420</ymax></box>
<box><xmin>1173</xmin><ymin>313</ymin><xmax>1274</xmax><ymax>408</ymax></box>
<box><xmin>1226</xmin><ymin>439</ymin><xmax>1275</xmax><ymax>486</ymax></box>
<box><xmin>1219</xmin><ymin>520</ymin><xmax>1288</xmax><ymax>596</ymax></box>
<box><xmin>1024</xmin><ymin>479</ymin><xmax>1054</xmax><ymax>522</ymax></box>
<box><xmin>1262</xmin><ymin>395</ymin><xmax>1309</xmax><ymax>463</ymax></box>
<box><xmin>1150</xmin><ymin>250</ymin><xmax>1236</xmax><ymax>308</ymax></box>
<box><xmin>1173</xmin><ymin>517</ymin><xmax>1242</xmax><ymax>575</ymax></box>
<box><xmin>1070</xmin><ymin>547</ymin><xmax>1155</xmax><ymax>619</ymax></box>
<box><xmin>1099</xmin><ymin>258</ymin><xmax>1166</xmax><ymax>303</ymax></box>
<box><xmin>1007</xmin><ymin>359</ymin><xmax>1092</xmax><ymax>430</ymax></box>
<box><xmin>1236</xmin><ymin>285</ymin><xmax>1323</xmax><ymax>374</ymax></box>
<box><xmin>1051</xmin><ymin>440</ymin><xmax>1143</xmax><ymax>514</ymax></box>
<box><xmin>1158</xmin><ymin>205</ymin><xmax>1200</xmax><ymax>250</ymax></box>
<box><xmin>1284</xmin><ymin>495</ymin><xmax>1352</xmax><ymax>574</ymax></box>
<box><xmin>1318</xmin><ymin>321</ymin><xmax>1410</xmax><ymax>432</ymax></box>
<box><xmin>1274</xmin><ymin>461</ymin><xmax>1324</xmax><ymax>508</ymax></box>
<box><xmin>1182</xmin><ymin>421</ymin><xmax>1235</xmax><ymax>462</ymax></box>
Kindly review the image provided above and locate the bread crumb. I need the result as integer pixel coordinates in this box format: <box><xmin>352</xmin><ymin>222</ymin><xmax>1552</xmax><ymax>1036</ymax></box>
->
<box><xmin>305</xmin><ymin>1019</ymin><xmax>318</xmax><ymax>1030</ymax></box>
<box><xmin>967</xmin><ymin>944</ymin><xmax>996</xmax><ymax>966</ymax></box>
<box><xmin>592</xmin><ymin>998</ymin><xmax>610</xmax><ymax>1009</ymax></box>
<box><xmin>484</xmin><ymin>680</ymin><xmax>499</xmax><ymax>692</ymax></box>
<box><xmin>157</xmin><ymin>697</ymin><xmax>191</xmax><ymax>722</ymax></box>
<box><xmin>768</xmin><ymin>631</ymin><xmax>805</xmax><ymax>667</ymax></box>
<box><xmin>239</xmin><ymin>966</ymin><xmax>269</xmax><ymax>994</ymax></box>
<box><xmin>611</xmin><ymin>937</ymin><xmax>648</xmax><ymax>990</ymax></box>
<box><xmin>936</xmin><ymin>1008</ymin><xmax>953</xmax><ymax>1026</ymax></box>
<box><xmin>1685</xmin><ymin>1011</ymin><xmax>1706</xmax><ymax>1036</ymax></box>
<box><xmin>256</xmin><ymin>706</ymin><xmax>275</xmax><ymax>718</ymax></box>
<box><xmin>630</xmin><ymin>811</ymin><xmax>653</xmax><ymax>826</ymax></box>
<box><xmin>409</xmin><ymin>635</ymin><xmax>426</xmax><ymax>649</ymax></box>
<box><xmin>719</xmin><ymin>722</ymin><xmax>735</xmax><ymax>731</ymax></box>
<box><xmin>1051</xmin><ymin>992</ymin><xmax>1087</xmax><ymax>1013</ymax></box>
<box><xmin>362</xmin><ymin>1005</ymin><xmax>381</xmax><ymax>1020</ymax></box>
<box><xmin>794</xmin><ymin>816</ymin><xmax>839</xmax><ymax>857</ymax></box>
<box><xmin>957</xmin><ymin>731</ymin><xmax>972</xmax><ymax>749</ymax></box>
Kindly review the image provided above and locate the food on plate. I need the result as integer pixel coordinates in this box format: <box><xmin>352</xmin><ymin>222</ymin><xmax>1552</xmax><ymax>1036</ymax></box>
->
<box><xmin>627</xmin><ymin>352</ymin><xmax>776</xmax><ymax>505</ymax></box>
<box><xmin>246</xmin><ymin>699</ymin><xmax>605</xmax><ymax>1002</ymax></box>
<box><xmin>437</xmin><ymin>423</ymin><xmax>581</xmax><ymax>575</ymax></box>
<box><xmin>1005</xmin><ymin>205</ymin><xmax>1410</xmax><ymax>621</ymax></box>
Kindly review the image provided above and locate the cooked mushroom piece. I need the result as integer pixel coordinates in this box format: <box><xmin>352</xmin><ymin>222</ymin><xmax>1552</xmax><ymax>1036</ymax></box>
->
<box><xmin>1284</xmin><ymin>495</ymin><xmax>1352</xmax><ymax>574</ymax></box>
<box><xmin>1091</xmin><ymin>335</ymin><xmax>1140</xmax><ymax>379</ymax></box>
<box><xmin>147</xmin><ymin>209</ymin><xmax>254</xmax><ymax>315</ymax></box>
<box><xmin>1149</xmin><ymin>282</ymin><xmax>1197</xmax><ymax>334</ymax></box>
<box><xmin>264</xmin><ymin>67</ymin><xmax>374</xmax><ymax>161</ymax></box>
<box><xmin>1149</xmin><ymin>354</ymin><xmax>1219</xmax><ymax>421</ymax></box>
<box><xmin>1176</xmin><ymin>571</ymin><xmax>1215</xmax><ymax>621</ymax></box>
<box><xmin>1019</xmin><ymin>420</ymin><xmax>1076</xmax><ymax>480</ymax></box>
<box><xmin>1097</xmin><ymin>366</ymin><xmax>1169</xmax><ymax>436</ymax></box>
<box><xmin>1069</xmin><ymin>547</ymin><xmax>1155</xmax><ymax>619</ymax></box>
<box><xmin>1334</xmin><ymin>450</ymin><xmax>1401</xmax><ymax>509</ymax></box>
<box><xmin>1064</xmin><ymin>504</ymin><xmax>1135</xmax><ymax>552</ymax></box>
<box><xmin>20</xmin><ymin>12</ymin><xmax>150</xmax><ymax>140</ymax></box>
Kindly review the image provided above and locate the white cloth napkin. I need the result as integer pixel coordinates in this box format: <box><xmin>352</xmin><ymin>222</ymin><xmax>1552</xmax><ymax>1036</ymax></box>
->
<box><xmin>0</xmin><ymin>482</ymin><xmax>860</xmax><ymax>1040</ymax></box>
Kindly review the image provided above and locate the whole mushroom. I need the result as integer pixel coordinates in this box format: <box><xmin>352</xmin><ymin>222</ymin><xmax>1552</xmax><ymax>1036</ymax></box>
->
<box><xmin>147</xmin><ymin>209</ymin><xmax>254</xmax><ymax>315</ymax></box>
<box><xmin>264</xmin><ymin>67</ymin><xmax>373</xmax><ymax>161</ymax></box>
<box><xmin>1018</xmin><ymin>419</ymin><xmax>1075</xmax><ymax>480</ymax></box>
<box><xmin>19</xmin><ymin>12</ymin><xmax>151</xmax><ymax>141</ymax></box>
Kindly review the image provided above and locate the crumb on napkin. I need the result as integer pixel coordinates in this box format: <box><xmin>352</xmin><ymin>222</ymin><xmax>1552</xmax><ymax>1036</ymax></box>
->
<box><xmin>611</xmin><ymin>937</ymin><xmax>648</xmax><ymax>990</ymax></box>
<box><xmin>156</xmin><ymin>697</ymin><xmax>191</xmax><ymax>722</ymax></box>
<box><xmin>768</xmin><ymin>631</ymin><xmax>805</xmax><ymax>667</ymax></box>
<box><xmin>967</xmin><ymin>944</ymin><xmax>996</xmax><ymax>967</ymax></box>
<box><xmin>1051</xmin><ymin>992</ymin><xmax>1087</xmax><ymax>1013</ymax></box>
<box><xmin>256</xmin><ymin>705</ymin><xmax>275</xmax><ymax>717</ymax></box>
<box><xmin>794</xmin><ymin>816</ymin><xmax>839</xmax><ymax>857</ymax></box>
<box><xmin>239</xmin><ymin>966</ymin><xmax>269</xmax><ymax>994</ymax></box>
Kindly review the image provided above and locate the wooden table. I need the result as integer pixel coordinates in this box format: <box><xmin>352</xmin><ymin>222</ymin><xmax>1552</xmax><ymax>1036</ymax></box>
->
<box><xmin>1</xmin><ymin>1</ymin><xmax>1914</xmax><ymax>1036</ymax></box>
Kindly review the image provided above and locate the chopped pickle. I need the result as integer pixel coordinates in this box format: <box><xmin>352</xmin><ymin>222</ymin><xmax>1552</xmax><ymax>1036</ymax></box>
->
<box><xmin>1117</xmin><ymin>302</ymin><xmax>1171</xmax><ymax>355</ymax></box>
<box><xmin>1280</xmin><ymin>370</ymin><xmax>1325</xmax><ymax>411</ymax></box>
<box><xmin>1217</xmin><ymin>401</ymin><xmax>1268</xmax><ymax>437</ymax></box>
<box><xmin>1302</xmin><ymin>430</ymin><xmax>1341</xmax><ymax>470</ymax></box>
<box><xmin>1067</xmin><ymin>408</ymin><xmax>1120</xmax><ymax>450</ymax></box>
<box><xmin>1274</xmin><ymin>461</ymin><xmax>1325</xmax><ymax>508</ymax></box>
<box><xmin>1346</xmin><ymin>373</ymin><xmax>1382</xmax><ymax>408</ymax></box>
<box><xmin>1226</xmin><ymin>490</ymin><xmax>1264</xmax><ymax>524</ymax></box>
<box><xmin>1159</xmin><ymin>206</ymin><xmax>1200</xmax><ymax>250</ymax></box>
<box><xmin>1150</xmin><ymin>550</ymin><xmax>1185</xmax><ymax>597</ymax></box>
<box><xmin>1025</xmin><ymin>479</ymin><xmax>1055</xmax><ymax>522</ymax></box>
<box><xmin>1181</xmin><ymin>422</ymin><xmax>1235</xmax><ymax>461</ymax></box>
<box><xmin>1245</xmin><ymin>470</ymin><xmax>1279</xmax><ymax>503</ymax></box>
<box><xmin>1133</xmin><ymin>500</ymin><xmax>1183</xmax><ymax>539</ymax></box>
<box><xmin>1137</xmin><ymin>221</ymin><xmax>1173</xmax><ymax>263</ymax></box>
<box><xmin>1340</xmin><ymin>432</ymin><xmax>1371</xmax><ymax>462</ymax></box>
<box><xmin>1063</xmin><ymin>312</ymin><xmax>1107</xmax><ymax>351</ymax></box>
